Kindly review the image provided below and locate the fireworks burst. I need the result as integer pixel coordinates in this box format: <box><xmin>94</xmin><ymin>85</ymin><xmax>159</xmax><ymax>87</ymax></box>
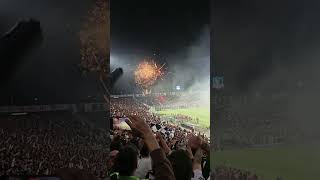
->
<box><xmin>79</xmin><ymin>0</ymin><xmax>109</xmax><ymax>76</ymax></box>
<box><xmin>134</xmin><ymin>59</ymin><xmax>165</xmax><ymax>92</ymax></box>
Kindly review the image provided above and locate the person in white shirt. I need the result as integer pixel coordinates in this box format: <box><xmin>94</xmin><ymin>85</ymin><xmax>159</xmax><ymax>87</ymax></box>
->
<box><xmin>134</xmin><ymin>144</ymin><xmax>152</xmax><ymax>179</ymax></box>
<box><xmin>191</xmin><ymin>148</ymin><xmax>205</xmax><ymax>180</ymax></box>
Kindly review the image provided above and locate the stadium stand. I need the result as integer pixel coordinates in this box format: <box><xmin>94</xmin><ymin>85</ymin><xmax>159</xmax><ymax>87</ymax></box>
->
<box><xmin>110</xmin><ymin>96</ymin><xmax>210</xmax><ymax>180</ymax></box>
<box><xmin>0</xmin><ymin>105</ymin><xmax>109</xmax><ymax>179</ymax></box>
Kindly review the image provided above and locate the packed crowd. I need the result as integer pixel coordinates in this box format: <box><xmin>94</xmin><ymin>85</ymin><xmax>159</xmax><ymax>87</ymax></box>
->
<box><xmin>217</xmin><ymin>95</ymin><xmax>299</xmax><ymax>147</ymax></box>
<box><xmin>170</xmin><ymin>114</ymin><xmax>205</xmax><ymax>130</ymax></box>
<box><xmin>110</xmin><ymin>97</ymin><xmax>210</xmax><ymax>180</ymax></box>
<box><xmin>218</xmin><ymin>109</ymin><xmax>288</xmax><ymax>147</ymax></box>
<box><xmin>0</xmin><ymin>96</ymin><xmax>211</xmax><ymax>180</ymax></box>
<box><xmin>0</xmin><ymin>112</ymin><xmax>110</xmax><ymax>178</ymax></box>
<box><xmin>212</xmin><ymin>166</ymin><xmax>285</xmax><ymax>180</ymax></box>
<box><xmin>211</xmin><ymin>166</ymin><xmax>259</xmax><ymax>180</ymax></box>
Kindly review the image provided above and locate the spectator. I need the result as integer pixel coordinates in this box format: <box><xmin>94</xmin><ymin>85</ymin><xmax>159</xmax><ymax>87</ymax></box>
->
<box><xmin>110</xmin><ymin>145</ymin><xmax>139</xmax><ymax>180</ymax></box>
<box><xmin>134</xmin><ymin>144</ymin><xmax>152</xmax><ymax>179</ymax></box>
<box><xmin>192</xmin><ymin>148</ymin><xmax>205</xmax><ymax>180</ymax></box>
<box><xmin>168</xmin><ymin>149</ymin><xmax>193</xmax><ymax>180</ymax></box>
<box><xmin>125</xmin><ymin>115</ymin><xmax>176</xmax><ymax>180</ymax></box>
<box><xmin>109</xmin><ymin>97</ymin><xmax>210</xmax><ymax>180</ymax></box>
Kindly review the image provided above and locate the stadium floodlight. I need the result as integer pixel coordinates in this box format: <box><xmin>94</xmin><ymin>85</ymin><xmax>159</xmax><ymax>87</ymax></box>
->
<box><xmin>176</xmin><ymin>85</ymin><xmax>181</xmax><ymax>90</ymax></box>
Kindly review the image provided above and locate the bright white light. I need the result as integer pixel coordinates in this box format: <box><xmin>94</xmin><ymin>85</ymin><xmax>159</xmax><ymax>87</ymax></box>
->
<box><xmin>176</xmin><ymin>85</ymin><xmax>181</xmax><ymax>90</ymax></box>
<box><xmin>110</xmin><ymin>55</ymin><xmax>115</xmax><ymax>65</ymax></box>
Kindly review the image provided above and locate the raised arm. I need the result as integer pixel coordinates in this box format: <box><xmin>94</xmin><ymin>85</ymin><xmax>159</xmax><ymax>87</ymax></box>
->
<box><xmin>126</xmin><ymin>116</ymin><xmax>176</xmax><ymax>180</ymax></box>
<box><xmin>156</xmin><ymin>132</ymin><xmax>171</xmax><ymax>155</ymax></box>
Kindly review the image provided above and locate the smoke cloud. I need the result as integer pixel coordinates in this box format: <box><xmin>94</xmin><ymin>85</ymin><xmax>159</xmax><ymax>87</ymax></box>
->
<box><xmin>213</xmin><ymin>0</ymin><xmax>320</xmax><ymax>144</ymax></box>
<box><xmin>153</xmin><ymin>26</ymin><xmax>210</xmax><ymax>106</ymax></box>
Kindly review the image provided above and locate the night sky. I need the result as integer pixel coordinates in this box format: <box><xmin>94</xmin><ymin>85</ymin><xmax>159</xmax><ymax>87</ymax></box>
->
<box><xmin>213</xmin><ymin>0</ymin><xmax>320</xmax><ymax>95</ymax></box>
<box><xmin>4</xmin><ymin>0</ymin><xmax>320</xmax><ymax>102</ymax></box>
<box><xmin>0</xmin><ymin>0</ymin><xmax>210</xmax><ymax>105</ymax></box>
<box><xmin>111</xmin><ymin>0</ymin><xmax>210</xmax><ymax>93</ymax></box>
<box><xmin>212</xmin><ymin>0</ymin><xmax>320</xmax><ymax>157</ymax></box>
<box><xmin>0</xmin><ymin>0</ymin><xmax>104</xmax><ymax>105</ymax></box>
<box><xmin>111</xmin><ymin>0</ymin><xmax>209</xmax><ymax>55</ymax></box>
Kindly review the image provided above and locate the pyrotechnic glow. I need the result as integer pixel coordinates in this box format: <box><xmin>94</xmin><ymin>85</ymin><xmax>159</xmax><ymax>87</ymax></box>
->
<box><xmin>134</xmin><ymin>59</ymin><xmax>165</xmax><ymax>91</ymax></box>
<box><xmin>79</xmin><ymin>0</ymin><xmax>109</xmax><ymax>75</ymax></box>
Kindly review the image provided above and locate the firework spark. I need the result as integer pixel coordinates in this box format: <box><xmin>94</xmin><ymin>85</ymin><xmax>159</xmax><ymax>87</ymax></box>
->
<box><xmin>134</xmin><ymin>59</ymin><xmax>165</xmax><ymax>92</ymax></box>
<box><xmin>79</xmin><ymin>0</ymin><xmax>109</xmax><ymax>75</ymax></box>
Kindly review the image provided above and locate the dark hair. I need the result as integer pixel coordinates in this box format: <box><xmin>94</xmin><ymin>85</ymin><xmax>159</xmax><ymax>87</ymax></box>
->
<box><xmin>129</xmin><ymin>137</ymin><xmax>141</xmax><ymax>151</ymax></box>
<box><xmin>110</xmin><ymin>135</ymin><xmax>125</xmax><ymax>151</ymax></box>
<box><xmin>140</xmin><ymin>143</ymin><xmax>149</xmax><ymax>158</ymax></box>
<box><xmin>113</xmin><ymin>145</ymin><xmax>138</xmax><ymax>176</ymax></box>
<box><xmin>110</xmin><ymin>117</ymin><xmax>113</xmax><ymax>130</ymax></box>
<box><xmin>168</xmin><ymin>149</ymin><xmax>193</xmax><ymax>180</ymax></box>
